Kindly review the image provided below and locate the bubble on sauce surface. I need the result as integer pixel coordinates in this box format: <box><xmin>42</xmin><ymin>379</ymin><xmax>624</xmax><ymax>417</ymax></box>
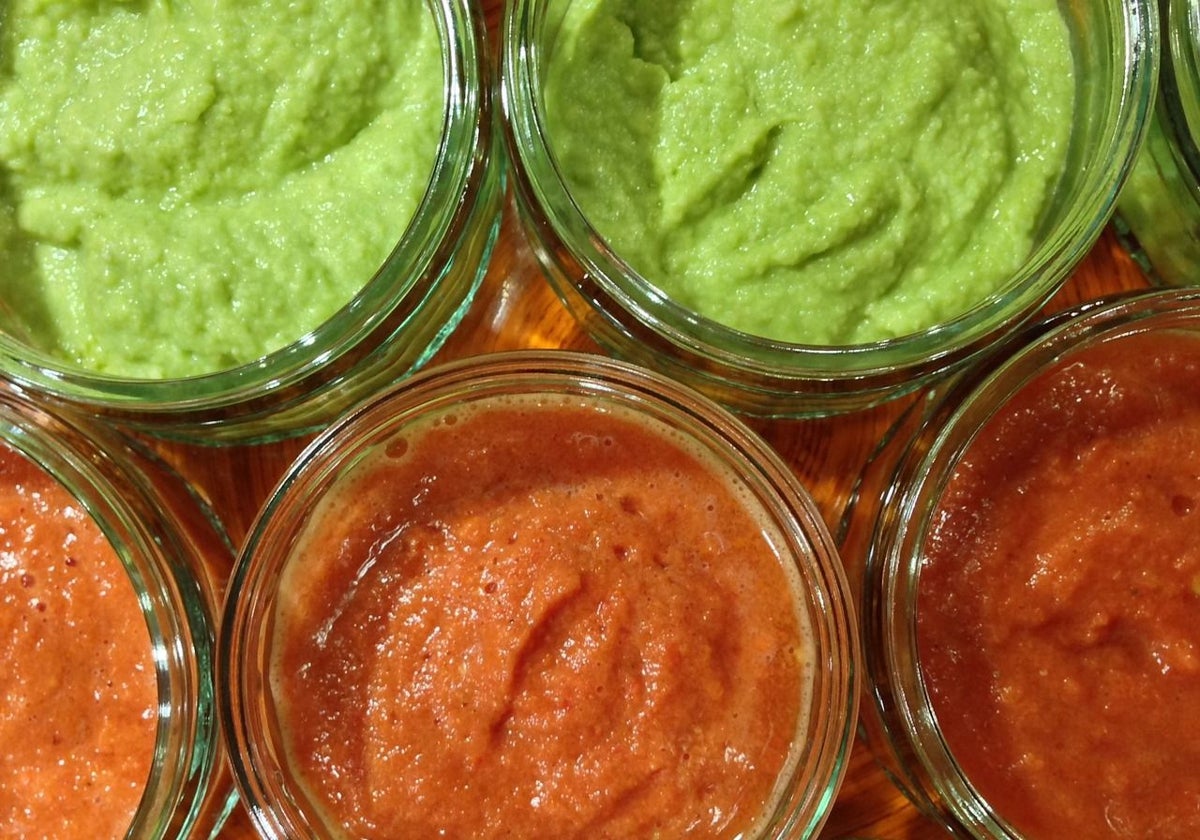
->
<box><xmin>1171</xmin><ymin>494</ymin><xmax>1195</xmax><ymax>516</ymax></box>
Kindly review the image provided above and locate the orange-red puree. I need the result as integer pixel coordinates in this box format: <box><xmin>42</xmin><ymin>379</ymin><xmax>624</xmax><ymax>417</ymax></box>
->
<box><xmin>919</xmin><ymin>330</ymin><xmax>1200</xmax><ymax>838</ymax></box>
<box><xmin>0</xmin><ymin>444</ymin><xmax>156</xmax><ymax>838</ymax></box>
<box><xmin>272</xmin><ymin>397</ymin><xmax>812</xmax><ymax>838</ymax></box>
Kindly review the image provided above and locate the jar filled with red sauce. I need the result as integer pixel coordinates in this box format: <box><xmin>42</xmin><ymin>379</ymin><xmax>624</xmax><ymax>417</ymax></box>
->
<box><xmin>219</xmin><ymin>351</ymin><xmax>859</xmax><ymax>839</ymax></box>
<box><xmin>0</xmin><ymin>384</ymin><xmax>235</xmax><ymax>838</ymax></box>
<box><xmin>846</xmin><ymin>288</ymin><xmax>1200</xmax><ymax>838</ymax></box>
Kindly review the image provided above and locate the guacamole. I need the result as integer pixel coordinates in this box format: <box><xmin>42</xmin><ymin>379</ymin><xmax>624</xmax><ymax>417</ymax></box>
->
<box><xmin>0</xmin><ymin>0</ymin><xmax>443</xmax><ymax>378</ymax></box>
<box><xmin>543</xmin><ymin>0</ymin><xmax>1075</xmax><ymax>345</ymax></box>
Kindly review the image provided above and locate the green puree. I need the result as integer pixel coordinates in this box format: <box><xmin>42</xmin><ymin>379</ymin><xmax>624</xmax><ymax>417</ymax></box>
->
<box><xmin>0</xmin><ymin>0</ymin><xmax>442</xmax><ymax>378</ymax></box>
<box><xmin>544</xmin><ymin>0</ymin><xmax>1074</xmax><ymax>345</ymax></box>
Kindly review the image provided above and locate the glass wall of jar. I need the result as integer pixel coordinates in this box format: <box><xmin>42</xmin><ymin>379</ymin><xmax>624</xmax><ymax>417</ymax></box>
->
<box><xmin>1118</xmin><ymin>0</ymin><xmax>1200</xmax><ymax>287</ymax></box>
<box><xmin>0</xmin><ymin>0</ymin><xmax>502</xmax><ymax>444</ymax></box>
<box><xmin>846</xmin><ymin>288</ymin><xmax>1200</xmax><ymax>838</ymax></box>
<box><xmin>500</xmin><ymin>0</ymin><xmax>1156</xmax><ymax>416</ymax></box>
<box><xmin>0</xmin><ymin>383</ymin><xmax>235</xmax><ymax>837</ymax></box>
<box><xmin>220</xmin><ymin>351</ymin><xmax>859</xmax><ymax>839</ymax></box>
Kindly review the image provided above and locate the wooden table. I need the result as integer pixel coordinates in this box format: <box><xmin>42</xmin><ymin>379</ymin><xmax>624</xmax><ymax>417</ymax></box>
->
<box><xmin>161</xmin><ymin>3</ymin><xmax>1150</xmax><ymax>836</ymax></box>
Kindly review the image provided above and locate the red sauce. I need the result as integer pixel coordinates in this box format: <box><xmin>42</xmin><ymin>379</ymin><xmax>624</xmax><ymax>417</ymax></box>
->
<box><xmin>919</xmin><ymin>330</ymin><xmax>1200</xmax><ymax>838</ymax></box>
<box><xmin>0</xmin><ymin>444</ymin><xmax>157</xmax><ymax>838</ymax></box>
<box><xmin>272</xmin><ymin>397</ymin><xmax>811</xmax><ymax>838</ymax></box>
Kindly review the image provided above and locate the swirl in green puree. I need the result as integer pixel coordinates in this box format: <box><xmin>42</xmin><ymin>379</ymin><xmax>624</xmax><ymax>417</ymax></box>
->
<box><xmin>0</xmin><ymin>0</ymin><xmax>442</xmax><ymax>378</ymax></box>
<box><xmin>543</xmin><ymin>0</ymin><xmax>1074</xmax><ymax>345</ymax></box>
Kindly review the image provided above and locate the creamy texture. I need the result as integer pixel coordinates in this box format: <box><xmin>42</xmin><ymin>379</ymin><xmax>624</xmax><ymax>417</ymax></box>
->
<box><xmin>0</xmin><ymin>0</ymin><xmax>443</xmax><ymax>378</ymax></box>
<box><xmin>543</xmin><ymin>0</ymin><xmax>1074</xmax><ymax>344</ymax></box>
<box><xmin>919</xmin><ymin>330</ymin><xmax>1200</xmax><ymax>838</ymax></box>
<box><xmin>272</xmin><ymin>397</ymin><xmax>812</xmax><ymax>838</ymax></box>
<box><xmin>0</xmin><ymin>444</ymin><xmax>157</xmax><ymax>839</ymax></box>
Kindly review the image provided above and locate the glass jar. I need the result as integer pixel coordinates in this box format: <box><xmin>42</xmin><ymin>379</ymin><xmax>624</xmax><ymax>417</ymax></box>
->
<box><xmin>500</xmin><ymin>0</ymin><xmax>1157</xmax><ymax>416</ymax></box>
<box><xmin>0</xmin><ymin>0</ymin><xmax>502</xmax><ymax>445</ymax></box>
<box><xmin>843</xmin><ymin>288</ymin><xmax>1200</xmax><ymax>837</ymax></box>
<box><xmin>1118</xmin><ymin>0</ymin><xmax>1200</xmax><ymax>286</ymax></box>
<box><xmin>220</xmin><ymin>350</ymin><xmax>859</xmax><ymax>839</ymax></box>
<box><xmin>0</xmin><ymin>383</ymin><xmax>236</xmax><ymax>838</ymax></box>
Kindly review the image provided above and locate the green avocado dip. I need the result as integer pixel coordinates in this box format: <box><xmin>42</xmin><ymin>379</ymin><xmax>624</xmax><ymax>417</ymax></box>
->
<box><xmin>0</xmin><ymin>0</ymin><xmax>443</xmax><ymax>378</ymax></box>
<box><xmin>543</xmin><ymin>0</ymin><xmax>1075</xmax><ymax>345</ymax></box>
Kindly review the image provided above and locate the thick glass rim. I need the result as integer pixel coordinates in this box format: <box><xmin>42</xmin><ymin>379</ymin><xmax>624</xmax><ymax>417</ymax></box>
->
<box><xmin>865</xmin><ymin>287</ymin><xmax>1200</xmax><ymax>838</ymax></box>
<box><xmin>219</xmin><ymin>350</ymin><xmax>860</xmax><ymax>839</ymax></box>
<box><xmin>501</xmin><ymin>0</ymin><xmax>1158</xmax><ymax>386</ymax></box>
<box><xmin>0</xmin><ymin>0</ymin><xmax>489</xmax><ymax>417</ymax></box>
<box><xmin>1158</xmin><ymin>0</ymin><xmax>1200</xmax><ymax>186</ymax></box>
<box><xmin>0</xmin><ymin>385</ymin><xmax>229</xmax><ymax>839</ymax></box>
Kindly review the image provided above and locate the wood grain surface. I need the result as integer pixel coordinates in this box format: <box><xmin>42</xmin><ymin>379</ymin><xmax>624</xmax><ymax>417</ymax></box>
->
<box><xmin>159</xmin><ymin>2</ymin><xmax>1151</xmax><ymax>836</ymax></box>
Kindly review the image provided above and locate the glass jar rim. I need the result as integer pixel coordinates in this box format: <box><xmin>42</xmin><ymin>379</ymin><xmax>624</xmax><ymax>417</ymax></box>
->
<box><xmin>501</xmin><ymin>0</ymin><xmax>1158</xmax><ymax>385</ymax></box>
<box><xmin>0</xmin><ymin>0</ymin><xmax>490</xmax><ymax>421</ymax></box>
<box><xmin>864</xmin><ymin>287</ymin><xmax>1200</xmax><ymax>837</ymax></box>
<box><xmin>1158</xmin><ymin>0</ymin><xmax>1200</xmax><ymax>183</ymax></box>
<box><xmin>0</xmin><ymin>385</ymin><xmax>230</xmax><ymax>839</ymax></box>
<box><xmin>220</xmin><ymin>349</ymin><xmax>860</xmax><ymax>839</ymax></box>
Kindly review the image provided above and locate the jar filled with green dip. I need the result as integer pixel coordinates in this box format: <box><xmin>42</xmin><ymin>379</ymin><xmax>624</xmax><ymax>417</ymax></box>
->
<box><xmin>502</xmin><ymin>0</ymin><xmax>1156</xmax><ymax>415</ymax></box>
<box><xmin>0</xmin><ymin>0</ymin><xmax>502</xmax><ymax>443</ymax></box>
<box><xmin>1118</xmin><ymin>0</ymin><xmax>1200</xmax><ymax>287</ymax></box>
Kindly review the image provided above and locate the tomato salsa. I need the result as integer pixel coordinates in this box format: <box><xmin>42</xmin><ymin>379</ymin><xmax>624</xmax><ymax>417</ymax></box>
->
<box><xmin>271</xmin><ymin>396</ymin><xmax>813</xmax><ymax>838</ymax></box>
<box><xmin>918</xmin><ymin>329</ymin><xmax>1200</xmax><ymax>837</ymax></box>
<box><xmin>0</xmin><ymin>443</ymin><xmax>156</xmax><ymax>838</ymax></box>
